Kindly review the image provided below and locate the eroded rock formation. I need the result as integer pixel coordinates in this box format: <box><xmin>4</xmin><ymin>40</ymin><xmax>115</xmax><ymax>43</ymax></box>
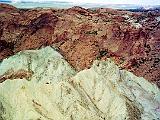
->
<box><xmin>0</xmin><ymin>47</ymin><xmax>160</xmax><ymax>120</ymax></box>
<box><xmin>0</xmin><ymin>4</ymin><xmax>160</xmax><ymax>87</ymax></box>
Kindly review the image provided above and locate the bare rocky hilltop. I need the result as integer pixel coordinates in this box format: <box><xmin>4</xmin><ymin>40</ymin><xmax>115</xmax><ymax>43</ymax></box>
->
<box><xmin>0</xmin><ymin>3</ymin><xmax>160</xmax><ymax>87</ymax></box>
<box><xmin>0</xmin><ymin>47</ymin><xmax>160</xmax><ymax>120</ymax></box>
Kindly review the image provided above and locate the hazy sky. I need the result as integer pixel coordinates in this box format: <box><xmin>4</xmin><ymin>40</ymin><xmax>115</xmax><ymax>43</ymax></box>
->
<box><xmin>11</xmin><ymin>0</ymin><xmax>160</xmax><ymax>5</ymax></box>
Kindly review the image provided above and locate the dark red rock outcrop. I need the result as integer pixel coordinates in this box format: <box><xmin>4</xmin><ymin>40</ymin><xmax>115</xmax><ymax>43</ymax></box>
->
<box><xmin>0</xmin><ymin>3</ymin><xmax>18</xmax><ymax>13</ymax></box>
<box><xmin>0</xmin><ymin>4</ymin><xmax>159</xmax><ymax>87</ymax></box>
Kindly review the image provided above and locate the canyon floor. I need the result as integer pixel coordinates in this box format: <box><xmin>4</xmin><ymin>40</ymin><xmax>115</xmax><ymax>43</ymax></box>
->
<box><xmin>0</xmin><ymin>3</ymin><xmax>160</xmax><ymax>120</ymax></box>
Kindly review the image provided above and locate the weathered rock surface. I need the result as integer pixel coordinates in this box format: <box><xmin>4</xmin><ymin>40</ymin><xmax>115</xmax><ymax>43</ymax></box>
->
<box><xmin>0</xmin><ymin>4</ymin><xmax>160</xmax><ymax>87</ymax></box>
<box><xmin>0</xmin><ymin>47</ymin><xmax>160</xmax><ymax>120</ymax></box>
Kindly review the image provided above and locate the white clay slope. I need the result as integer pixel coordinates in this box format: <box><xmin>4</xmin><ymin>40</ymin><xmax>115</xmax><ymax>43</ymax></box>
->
<box><xmin>0</xmin><ymin>47</ymin><xmax>160</xmax><ymax>120</ymax></box>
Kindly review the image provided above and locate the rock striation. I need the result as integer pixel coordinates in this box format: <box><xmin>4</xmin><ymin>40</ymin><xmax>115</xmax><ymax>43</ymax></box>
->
<box><xmin>0</xmin><ymin>4</ymin><xmax>160</xmax><ymax>87</ymax></box>
<box><xmin>0</xmin><ymin>47</ymin><xmax>160</xmax><ymax>120</ymax></box>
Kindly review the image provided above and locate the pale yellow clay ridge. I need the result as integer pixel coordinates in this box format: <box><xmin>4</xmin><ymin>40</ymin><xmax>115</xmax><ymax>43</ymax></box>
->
<box><xmin>0</xmin><ymin>47</ymin><xmax>160</xmax><ymax>120</ymax></box>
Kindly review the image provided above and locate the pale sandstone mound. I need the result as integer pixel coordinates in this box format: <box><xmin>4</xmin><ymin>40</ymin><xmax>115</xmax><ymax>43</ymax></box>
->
<box><xmin>0</xmin><ymin>47</ymin><xmax>160</xmax><ymax>120</ymax></box>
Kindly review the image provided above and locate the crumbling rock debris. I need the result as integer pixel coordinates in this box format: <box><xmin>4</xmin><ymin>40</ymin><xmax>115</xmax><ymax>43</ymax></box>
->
<box><xmin>0</xmin><ymin>69</ymin><xmax>33</xmax><ymax>83</ymax></box>
<box><xmin>0</xmin><ymin>4</ymin><xmax>160</xmax><ymax>87</ymax></box>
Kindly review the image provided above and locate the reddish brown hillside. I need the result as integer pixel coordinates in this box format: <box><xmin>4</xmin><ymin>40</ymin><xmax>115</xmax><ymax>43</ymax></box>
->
<box><xmin>0</xmin><ymin>4</ymin><xmax>160</xmax><ymax>87</ymax></box>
